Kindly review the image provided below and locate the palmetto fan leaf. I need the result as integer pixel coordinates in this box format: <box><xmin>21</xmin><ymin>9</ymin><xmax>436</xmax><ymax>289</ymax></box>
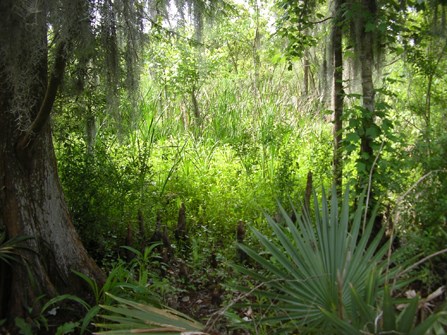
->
<box><xmin>94</xmin><ymin>293</ymin><xmax>208</xmax><ymax>335</ymax></box>
<box><xmin>236</xmin><ymin>187</ymin><xmax>402</xmax><ymax>333</ymax></box>
<box><xmin>0</xmin><ymin>235</ymin><xmax>34</xmax><ymax>265</ymax></box>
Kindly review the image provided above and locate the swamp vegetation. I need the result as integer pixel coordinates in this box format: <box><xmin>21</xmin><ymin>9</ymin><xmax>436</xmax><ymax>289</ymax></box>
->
<box><xmin>1</xmin><ymin>0</ymin><xmax>447</xmax><ymax>333</ymax></box>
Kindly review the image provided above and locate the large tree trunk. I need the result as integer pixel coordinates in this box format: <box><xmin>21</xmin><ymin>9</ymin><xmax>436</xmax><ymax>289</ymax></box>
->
<box><xmin>0</xmin><ymin>0</ymin><xmax>104</xmax><ymax>320</ymax></box>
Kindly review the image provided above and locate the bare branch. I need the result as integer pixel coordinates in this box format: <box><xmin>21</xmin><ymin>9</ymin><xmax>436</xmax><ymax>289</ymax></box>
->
<box><xmin>309</xmin><ymin>16</ymin><xmax>334</xmax><ymax>24</ymax></box>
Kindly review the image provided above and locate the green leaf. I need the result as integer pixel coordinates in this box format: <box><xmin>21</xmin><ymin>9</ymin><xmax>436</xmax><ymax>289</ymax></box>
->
<box><xmin>409</xmin><ymin>312</ymin><xmax>446</xmax><ymax>335</ymax></box>
<box><xmin>365</xmin><ymin>125</ymin><xmax>381</xmax><ymax>139</ymax></box>
<box><xmin>356</xmin><ymin>162</ymin><xmax>367</xmax><ymax>174</ymax></box>
<box><xmin>0</xmin><ymin>236</ymin><xmax>34</xmax><ymax>265</ymax></box>
<box><xmin>382</xmin><ymin>285</ymin><xmax>396</xmax><ymax>331</ymax></box>
<box><xmin>95</xmin><ymin>294</ymin><xmax>206</xmax><ymax>334</ymax></box>
<box><xmin>15</xmin><ymin>317</ymin><xmax>33</xmax><ymax>335</ymax></box>
<box><xmin>120</xmin><ymin>245</ymin><xmax>141</xmax><ymax>258</ymax></box>
<box><xmin>41</xmin><ymin>294</ymin><xmax>91</xmax><ymax>315</ymax></box>
<box><xmin>80</xmin><ymin>305</ymin><xmax>101</xmax><ymax>335</ymax></box>
<box><xmin>320</xmin><ymin>308</ymin><xmax>359</xmax><ymax>335</ymax></box>
<box><xmin>56</xmin><ymin>322</ymin><xmax>79</xmax><ymax>335</ymax></box>
<box><xmin>397</xmin><ymin>298</ymin><xmax>418</xmax><ymax>332</ymax></box>
<box><xmin>72</xmin><ymin>270</ymin><xmax>99</xmax><ymax>303</ymax></box>
<box><xmin>349</xmin><ymin>284</ymin><xmax>374</xmax><ymax>325</ymax></box>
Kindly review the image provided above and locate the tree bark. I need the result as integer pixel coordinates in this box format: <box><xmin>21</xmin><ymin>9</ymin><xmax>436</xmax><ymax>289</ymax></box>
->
<box><xmin>332</xmin><ymin>0</ymin><xmax>344</xmax><ymax>194</ymax></box>
<box><xmin>304</xmin><ymin>171</ymin><xmax>313</xmax><ymax>212</ymax></box>
<box><xmin>358</xmin><ymin>0</ymin><xmax>376</xmax><ymax>182</ymax></box>
<box><xmin>0</xmin><ymin>0</ymin><xmax>104</xmax><ymax>320</ymax></box>
<box><xmin>355</xmin><ymin>0</ymin><xmax>381</xmax><ymax>235</ymax></box>
<box><xmin>303</xmin><ymin>56</ymin><xmax>310</xmax><ymax>96</ymax></box>
<box><xmin>86</xmin><ymin>112</ymin><xmax>97</xmax><ymax>156</ymax></box>
<box><xmin>252</xmin><ymin>0</ymin><xmax>261</xmax><ymax>95</ymax></box>
<box><xmin>191</xmin><ymin>85</ymin><xmax>202</xmax><ymax>127</ymax></box>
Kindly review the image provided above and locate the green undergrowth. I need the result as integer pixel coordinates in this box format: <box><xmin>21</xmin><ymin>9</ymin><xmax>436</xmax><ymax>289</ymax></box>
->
<box><xmin>55</xmin><ymin>69</ymin><xmax>335</xmax><ymax>266</ymax></box>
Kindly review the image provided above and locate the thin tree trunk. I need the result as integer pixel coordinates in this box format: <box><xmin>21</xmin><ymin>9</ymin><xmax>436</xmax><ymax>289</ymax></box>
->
<box><xmin>332</xmin><ymin>0</ymin><xmax>344</xmax><ymax>194</ymax></box>
<box><xmin>227</xmin><ymin>42</ymin><xmax>239</xmax><ymax>74</ymax></box>
<box><xmin>86</xmin><ymin>111</ymin><xmax>96</xmax><ymax>155</ymax></box>
<box><xmin>191</xmin><ymin>85</ymin><xmax>201</xmax><ymax>127</ymax></box>
<box><xmin>356</xmin><ymin>0</ymin><xmax>380</xmax><ymax>234</ymax></box>
<box><xmin>303</xmin><ymin>56</ymin><xmax>310</xmax><ymax>96</ymax></box>
<box><xmin>304</xmin><ymin>171</ymin><xmax>313</xmax><ymax>212</ymax></box>
<box><xmin>424</xmin><ymin>41</ymin><xmax>447</xmax><ymax>155</ymax></box>
<box><xmin>357</xmin><ymin>0</ymin><xmax>376</xmax><ymax>186</ymax></box>
<box><xmin>252</xmin><ymin>0</ymin><xmax>261</xmax><ymax>95</ymax></box>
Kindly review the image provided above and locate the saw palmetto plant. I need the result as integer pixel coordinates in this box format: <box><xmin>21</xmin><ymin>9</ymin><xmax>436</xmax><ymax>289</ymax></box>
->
<box><xmin>235</xmin><ymin>187</ymin><xmax>426</xmax><ymax>334</ymax></box>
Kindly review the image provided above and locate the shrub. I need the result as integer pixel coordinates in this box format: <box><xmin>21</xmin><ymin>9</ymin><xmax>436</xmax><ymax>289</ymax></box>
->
<box><xmin>234</xmin><ymin>187</ymin><xmax>435</xmax><ymax>334</ymax></box>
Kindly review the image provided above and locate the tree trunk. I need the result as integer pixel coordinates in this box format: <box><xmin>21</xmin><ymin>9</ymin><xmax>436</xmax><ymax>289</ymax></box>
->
<box><xmin>358</xmin><ymin>0</ymin><xmax>376</xmax><ymax>183</ymax></box>
<box><xmin>332</xmin><ymin>0</ymin><xmax>344</xmax><ymax>194</ymax></box>
<box><xmin>86</xmin><ymin>112</ymin><xmax>97</xmax><ymax>156</ymax></box>
<box><xmin>252</xmin><ymin>0</ymin><xmax>261</xmax><ymax>95</ymax></box>
<box><xmin>303</xmin><ymin>56</ymin><xmax>310</xmax><ymax>97</ymax></box>
<box><xmin>355</xmin><ymin>0</ymin><xmax>381</xmax><ymax>235</ymax></box>
<box><xmin>304</xmin><ymin>171</ymin><xmax>313</xmax><ymax>212</ymax></box>
<box><xmin>191</xmin><ymin>85</ymin><xmax>202</xmax><ymax>127</ymax></box>
<box><xmin>0</xmin><ymin>0</ymin><xmax>104</xmax><ymax>320</ymax></box>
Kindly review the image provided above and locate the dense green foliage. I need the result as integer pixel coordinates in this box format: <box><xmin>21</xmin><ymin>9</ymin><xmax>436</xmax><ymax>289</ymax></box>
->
<box><xmin>236</xmin><ymin>188</ymin><xmax>446</xmax><ymax>334</ymax></box>
<box><xmin>56</xmin><ymin>72</ymin><xmax>335</xmax><ymax>266</ymax></box>
<box><xmin>40</xmin><ymin>0</ymin><xmax>447</xmax><ymax>333</ymax></box>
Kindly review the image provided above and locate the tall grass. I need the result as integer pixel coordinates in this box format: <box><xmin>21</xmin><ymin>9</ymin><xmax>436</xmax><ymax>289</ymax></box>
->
<box><xmin>56</xmin><ymin>60</ymin><xmax>334</xmax><ymax>261</ymax></box>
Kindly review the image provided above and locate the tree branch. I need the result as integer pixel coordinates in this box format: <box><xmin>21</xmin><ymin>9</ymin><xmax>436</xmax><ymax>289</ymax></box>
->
<box><xmin>16</xmin><ymin>42</ymin><xmax>67</xmax><ymax>152</ymax></box>
<box><xmin>309</xmin><ymin>16</ymin><xmax>333</xmax><ymax>24</ymax></box>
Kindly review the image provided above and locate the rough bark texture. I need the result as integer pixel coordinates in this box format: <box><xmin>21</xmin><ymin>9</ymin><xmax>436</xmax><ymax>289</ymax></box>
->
<box><xmin>0</xmin><ymin>0</ymin><xmax>104</xmax><ymax>320</ymax></box>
